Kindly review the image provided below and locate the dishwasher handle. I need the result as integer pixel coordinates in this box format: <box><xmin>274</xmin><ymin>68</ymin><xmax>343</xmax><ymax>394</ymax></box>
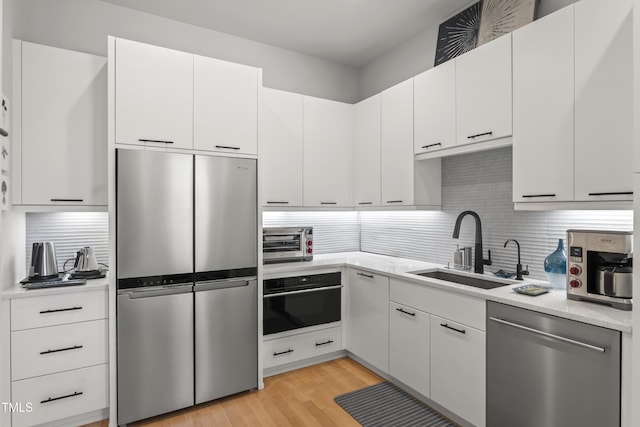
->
<box><xmin>123</xmin><ymin>284</ymin><xmax>193</xmax><ymax>299</ymax></box>
<box><xmin>489</xmin><ymin>317</ymin><xmax>606</xmax><ymax>353</ymax></box>
<box><xmin>194</xmin><ymin>278</ymin><xmax>254</xmax><ymax>292</ymax></box>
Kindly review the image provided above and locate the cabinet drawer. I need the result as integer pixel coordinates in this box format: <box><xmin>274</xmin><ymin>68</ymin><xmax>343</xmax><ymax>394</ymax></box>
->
<box><xmin>12</xmin><ymin>319</ymin><xmax>108</xmax><ymax>380</ymax></box>
<box><xmin>11</xmin><ymin>290</ymin><xmax>107</xmax><ymax>331</ymax></box>
<box><xmin>263</xmin><ymin>326</ymin><xmax>342</xmax><ymax>369</ymax></box>
<box><xmin>390</xmin><ymin>279</ymin><xmax>485</xmax><ymax>331</ymax></box>
<box><xmin>11</xmin><ymin>364</ymin><xmax>108</xmax><ymax>427</ymax></box>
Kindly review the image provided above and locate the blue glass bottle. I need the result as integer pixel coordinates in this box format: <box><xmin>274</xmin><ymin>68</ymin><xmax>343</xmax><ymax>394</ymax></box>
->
<box><xmin>544</xmin><ymin>238</ymin><xmax>567</xmax><ymax>289</ymax></box>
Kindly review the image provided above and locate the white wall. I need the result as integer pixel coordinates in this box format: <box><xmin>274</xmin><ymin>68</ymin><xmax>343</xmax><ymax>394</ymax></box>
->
<box><xmin>11</xmin><ymin>0</ymin><xmax>360</xmax><ymax>103</ymax></box>
<box><xmin>358</xmin><ymin>0</ymin><xmax>579</xmax><ymax>100</ymax></box>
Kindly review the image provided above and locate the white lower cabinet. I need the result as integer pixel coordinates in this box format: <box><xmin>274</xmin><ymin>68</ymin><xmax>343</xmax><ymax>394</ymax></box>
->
<box><xmin>389</xmin><ymin>302</ymin><xmax>429</xmax><ymax>397</ymax></box>
<box><xmin>345</xmin><ymin>269</ymin><xmax>389</xmax><ymax>373</ymax></box>
<box><xmin>263</xmin><ymin>326</ymin><xmax>342</xmax><ymax>369</ymax></box>
<box><xmin>430</xmin><ymin>315</ymin><xmax>486</xmax><ymax>427</ymax></box>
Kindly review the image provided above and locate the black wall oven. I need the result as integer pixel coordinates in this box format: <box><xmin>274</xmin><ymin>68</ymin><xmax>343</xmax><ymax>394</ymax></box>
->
<box><xmin>263</xmin><ymin>272</ymin><xmax>341</xmax><ymax>335</ymax></box>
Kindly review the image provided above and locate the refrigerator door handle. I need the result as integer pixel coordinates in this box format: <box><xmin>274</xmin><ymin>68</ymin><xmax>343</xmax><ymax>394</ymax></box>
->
<box><xmin>125</xmin><ymin>284</ymin><xmax>193</xmax><ymax>299</ymax></box>
<box><xmin>194</xmin><ymin>279</ymin><xmax>254</xmax><ymax>292</ymax></box>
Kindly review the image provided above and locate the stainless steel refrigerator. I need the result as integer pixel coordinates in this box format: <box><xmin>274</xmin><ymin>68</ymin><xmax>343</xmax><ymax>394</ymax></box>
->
<box><xmin>116</xmin><ymin>149</ymin><xmax>257</xmax><ymax>425</ymax></box>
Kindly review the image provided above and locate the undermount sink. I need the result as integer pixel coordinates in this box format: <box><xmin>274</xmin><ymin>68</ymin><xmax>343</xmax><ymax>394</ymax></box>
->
<box><xmin>412</xmin><ymin>270</ymin><xmax>514</xmax><ymax>290</ymax></box>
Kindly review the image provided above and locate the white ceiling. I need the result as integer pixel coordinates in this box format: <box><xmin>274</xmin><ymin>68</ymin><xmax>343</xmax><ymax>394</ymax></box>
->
<box><xmin>100</xmin><ymin>0</ymin><xmax>473</xmax><ymax>68</ymax></box>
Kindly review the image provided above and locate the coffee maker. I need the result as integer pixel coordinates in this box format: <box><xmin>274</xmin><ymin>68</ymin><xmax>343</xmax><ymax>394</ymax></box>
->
<box><xmin>567</xmin><ymin>230</ymin><xmax>633</xmax><ymax>310</ymax></box>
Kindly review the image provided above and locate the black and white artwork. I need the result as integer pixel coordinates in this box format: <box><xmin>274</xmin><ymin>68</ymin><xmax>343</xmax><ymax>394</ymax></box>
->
<box><xmin>478</xmin><ymin>0</ymin><xmax>537</xmax><ymax>46</ymax></box>
<box><xmin>434</xmin><ymin>2</ymin><xmax>482</xmax><ymax>66</ymax></box>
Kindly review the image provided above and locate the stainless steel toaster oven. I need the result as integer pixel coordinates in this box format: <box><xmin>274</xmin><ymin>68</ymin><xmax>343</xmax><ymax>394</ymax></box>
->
<box><xmin>263</xmin><ymin>227</ymin><xmax>313</xmax><ymax>264</ymax></box>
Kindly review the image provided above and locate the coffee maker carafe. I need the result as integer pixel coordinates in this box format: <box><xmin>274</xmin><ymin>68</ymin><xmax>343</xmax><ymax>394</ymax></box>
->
<box><xmin>567</xmin><ymin>230</ymin><xmax>633</xmax><ymax>310</ymax></box>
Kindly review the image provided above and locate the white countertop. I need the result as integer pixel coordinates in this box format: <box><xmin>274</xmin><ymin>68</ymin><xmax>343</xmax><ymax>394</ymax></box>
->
<box><xmin>264</xmin><ymin>252</ymin><xmax>633</xmax><ymax>333</ymax></box>
<box><xmin>2</xmin><ymin>276</ymin><xmax>109</xmax><ymax>300</ymax></box>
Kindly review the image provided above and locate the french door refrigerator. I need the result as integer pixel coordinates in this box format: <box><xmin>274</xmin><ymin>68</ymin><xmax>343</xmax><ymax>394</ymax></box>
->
<box><xmin>116</xmin><ymin>149</ymin><xmax>257</xmax><ymax>425</ymax></box>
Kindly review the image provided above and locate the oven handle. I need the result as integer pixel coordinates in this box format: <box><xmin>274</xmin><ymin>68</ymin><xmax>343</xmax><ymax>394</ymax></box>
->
<box><xmin>263</xmin><ymin>285</ymin><xmax>342</xmax><ymax>298</ymax></box>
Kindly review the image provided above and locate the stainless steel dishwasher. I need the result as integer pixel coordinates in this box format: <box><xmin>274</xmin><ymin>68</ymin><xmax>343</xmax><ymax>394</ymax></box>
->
<box><xmin>487</xmin><ymin>301</ymin><xmax>621</xmax><ymax>427</ymax></box>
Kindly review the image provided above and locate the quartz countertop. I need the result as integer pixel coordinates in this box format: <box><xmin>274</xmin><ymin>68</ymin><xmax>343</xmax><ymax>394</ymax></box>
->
<box><xmin>264</xmin><ymin>252</ymin><xmax>632</xmax><ymax>333</ymax></box>
<box><xmin>2</xmin><ymin>276</ymin><xmax>109</xmax><ymax>300</ymax></box>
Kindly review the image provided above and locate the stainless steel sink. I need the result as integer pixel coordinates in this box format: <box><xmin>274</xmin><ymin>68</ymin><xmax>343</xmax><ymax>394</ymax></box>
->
<box><xmin>412</xmin><ymin>270</ymin><xmax>513</xmax><ymax>290</ymax></box>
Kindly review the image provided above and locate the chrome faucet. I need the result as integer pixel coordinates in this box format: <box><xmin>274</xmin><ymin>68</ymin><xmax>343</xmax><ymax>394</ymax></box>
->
<box><xmin>452</xmin><ymin>210</ymin><xmax>492</xmax><ymax>274</ymax></box>
<box><xmin>504</xmin><ymin>239</ymin><xmax>529</xmax><ymax>280</ymax></box>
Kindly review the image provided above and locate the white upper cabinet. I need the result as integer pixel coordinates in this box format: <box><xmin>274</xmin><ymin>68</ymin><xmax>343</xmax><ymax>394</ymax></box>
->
<box><xmin>574</xmin><ymin>0</ymin><xmax>633</xmax><ymax>200</ymax></box>
<box><xmin>456</xmin><ymin>34</ymin><xmax>512</xmax><ymax>146</ymax></box>
<box><xmin>303</xmin><ymin>96</ymin><xmax>353</xmax><ymax>207</ymax></box>
<box><xmin>353</xmin><ymin>94</ymin><xmax>381</xmax><ymax>207</ymax></box>
<box><xmin>414</xmin><ymin>60</ymin><xmax>456</xmax><ymax>154</ymax></box>
<box><xmin>17</xmin><ymin>41</ymin><xmax>107</xmax><ymax>207</ymax></box>
<box><xmin>381</xmin><ymin>79</ymin><xmax>415</xmax><ymax>207</ymax></box>
<box><xmin>193</xmin><ymin>55</ymin><xmax>259</xmax><ymax>155</ymax></box>
<box><xmin>512</xmin><ymin>5</ymin><xmax>575</xmax><ymax>202</ymax></box>
<box><xmin>115</xmin><ymin>38</ymin><xmax>193</xmax><ymax>149</ymax></box>
<box><xmin>259</xmin><ymin>88</ymin><xmax>303</xmax><ymax>207</ymax></box>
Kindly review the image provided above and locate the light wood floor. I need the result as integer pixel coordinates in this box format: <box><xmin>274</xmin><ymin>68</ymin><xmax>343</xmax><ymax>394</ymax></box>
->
<box><xmin>83</xmin><ymin>357</ymin><xmax>382</xmax><ymax>427</ymax></box>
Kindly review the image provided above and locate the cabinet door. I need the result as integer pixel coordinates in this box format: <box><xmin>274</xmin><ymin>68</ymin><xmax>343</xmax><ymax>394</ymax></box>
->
<box><xmin>303</xmin><ymin>96</ymin><xmax>353</xmax><ymax>207</ymax></box>
<box><xmin>20</xmin><ymin>41</ymin><xmax>107</xmax><ymax>206</ymax></box>
<box><xmin>574</xmin><ymin>0</ymin><xmax>633</xmax><ymax>200</ymax></box>
<box><xmin>381</xmin><ymin>79</ymin><xmax>414</xmax><ymax>206</ymax></box>
<box><xmin>115</xmin><ymin>38</ymin><xmax>193</xmax><ymax>149</ymax></box>
<box><xmin>456</xmin><ymin>34</ymin><xmax>512</xmax><ymax>145</ymax></box>
<box><xmin>431</xmin><ymin>315</ymin><xmax>486</xmax><ymax>427</ymax></box>
<box><xmin>193</xmin><ymin>55</ymin><xmax>258</xmax><ymax>155</ymax></box>
<box><xmin>389</xmin><ymin>302</ymin><xmax>429</xmax><ymax>397</ymax></box>
<box><xmin>414</xmin><ymin>60</ymin><xmax>456</xmax><ymax>154</ymax></box>
<box><xmin>353</xmin><ymin>94</ymin><xmax>381</xmax><ymax>207</ymax></box>
<box><xmin>260</xmin><ymin>88</ymin><xmax>303</xmax><ymax>207</ymax></box>
<box><xmin>345</xmin><ymin>269</ymin><xmax>389</xmax><ymax>373</ymax></box>
<box><xmin>512</xmin><ymin>6</ymin><xmax>575</xmax><ymax>203</ymax></box>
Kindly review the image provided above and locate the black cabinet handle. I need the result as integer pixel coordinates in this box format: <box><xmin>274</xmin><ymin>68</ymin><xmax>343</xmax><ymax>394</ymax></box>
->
<box><xmin>266</xmin><ymin>201</ymin><xmax>289</xmax><ymax>204</ymax></box>
<box><xmin>273</xmin><ymin>349</ymin><xmax>294</xmax><ymax>356</ymax></box>
<box><xmin>50</xmin><ymin>198</ymin><xmax>83</xmax><ymax>202</ymax></box>
<box><xmin>358</xmin><ymin>202</ymin><xmax>373</xmax><ymax>205</ymax></box>
<box><xmin>215</xmin><ymin>145</ymin><xmax>241</xmax><ymax>150</ymax></box>
<box><xmin>315</xmin><ymin>340</ymin><xmax>334</xmax><ymax>347</ymax></box>
<box><xmin>467</xmin><ymin>131</ymin><xmax>493</xmax><ymax>139</ymax></box>
<box><xmin>422</xmin><ymin>143</ymin><xmax>442</xmax><ymax>149</ymax></box>
<box><xmin>320</xmin><ymin>202</ymin><xmax>337</xmax><ymax>205</ymax></box>
<box><xmin>41</xmin><ymin>391</ymin><xmax>83</xmax><ymax>404</ymax></box>
<box><xmin>521</xmin><ymin>194</ymin><xmax>556</xmax><ymax>198</ymax></box>
<box><xmin>396</xmin><ymin>307</ymin><xmax>416</xmax><ymax>317</ymax></box>
<box><xmin>40</xmin><ymin>306</ymin><xmax>83</xmax><ymax>314</ymax></box>
<box><xmin>441</xmin><ymin>323</ymin><xmax>466</xmax><ymax>334</ymax></box>
<box><xmin>40</xmin><ymin>345</ymin><xmax>83</xmax><ymax>355</ymax></box>
<box><xmin>356</xmin><ymin>272</ymin><xmax>374</xmax><ymax>279</ymax></box>
<box><xmin>588</xmin><ymin>191</ymin><xmax>633</xmax><ymax>196</ymax></box>
<box><xmin>138</xmin><ymin>139</ymin><xmax>173</xmax><ymax>144</ymax></box>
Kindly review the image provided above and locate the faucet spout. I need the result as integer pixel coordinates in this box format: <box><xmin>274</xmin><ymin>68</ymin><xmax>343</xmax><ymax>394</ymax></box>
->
<box><xmin>452</xmin><ymin>210</ymin><xmax>487</xmax><ymax>274</ymax></box>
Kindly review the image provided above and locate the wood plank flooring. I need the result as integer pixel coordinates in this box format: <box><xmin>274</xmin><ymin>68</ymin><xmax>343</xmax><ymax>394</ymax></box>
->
<box><xmin>83</xmin><ymin>357</ymin><xmax>383</xmax><ymax>427</ymax></box>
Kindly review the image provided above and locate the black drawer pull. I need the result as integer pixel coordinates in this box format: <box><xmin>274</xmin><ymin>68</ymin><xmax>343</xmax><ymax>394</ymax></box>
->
<box><xmin>138</xmin><ymin>139</ymin><xmax>174</xmax><ymax>144</ymax></box>
<box><xmin>266</xmin><ymin>201</ymin><xmax>289</xmax><ymax>204</ymax></box>
<box><xmin>215</xmin><ymin>145</ymin><xmax>241</xmax><ymax>150</ymax></box>
<box><xmin>441</xmin><ymin>323</ymin><xmax>466</xmax><ymax>334</ymax></box>
<box><xmin>50</xmin><ymin>198</ymin><xmax>83</xmax><ymax>202</ymax></box>
<box><xmin>40</xmin><ymin>345</ymin><xmax>83</xmax><ymax>355</ymax></box>
<box><xmin>588</xmin><ymin>191</ymin><xmax>633</xmax><ymax>196</ymax></box>
<box><xmin>40</xmin><ymin>306</ymin><xmax>83</xmax><ymax>314</ymax></box>
<box><xmin>315</xmin><ymin>340</ymin><xmax>334</xmax><ymax>347</ymax></box>
<box><xmin>356</xmin><ymin>272</ymin><xmax>374</xmax><ymax>279</ymax></box>
<box><xmin>358</xmin><ymin>202</ymin><xmax>373</xmax><ymax>205</ymax></box>
<box><xmin>521</xmin><ymin>194</ymin><xmax>556</xmax><ymax>198</ymax></box>
<box><xmin>273</xmin><ymin>349</ymin><xmax>294</xmax><ymax>356</ymax></box>
<box><xmin>320</xmin><ymin>202</ymin><xmax>337</xmax><ymax>205</ymax></box>
<box><xmin>386</xmin><ymin>200</ymin><xmax>403</xmax><ymax>204</ymax></box>
<box><xmin>422</xmin><ymin>143</ymin><xmax>442</xmax><ymax>149</ymax></box>
<box><xmin>396</xmin><ymin>307</ymin><xmax>416</xmax><ymax>317</ymax></box>
<box><xmin>467</xmin><ymin>131</ymin><xmax>493</xmax><ymax>139</ymax></box>
<box><xmin>41</xmin><ymin>391</ymin><xmax>83</xmax><ymax>404</ymax></box>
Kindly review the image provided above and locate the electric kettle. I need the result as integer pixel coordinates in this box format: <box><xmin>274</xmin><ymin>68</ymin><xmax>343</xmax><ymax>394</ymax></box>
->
<box><xmin>74</xmin><ymin>246</ymin><xmax>99</xmax><ymax>272</ymax></box>
<box><xmin>28</xmin><ymin>242</ymin><xmax>59</xmax><ymax>279</ymax></box>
